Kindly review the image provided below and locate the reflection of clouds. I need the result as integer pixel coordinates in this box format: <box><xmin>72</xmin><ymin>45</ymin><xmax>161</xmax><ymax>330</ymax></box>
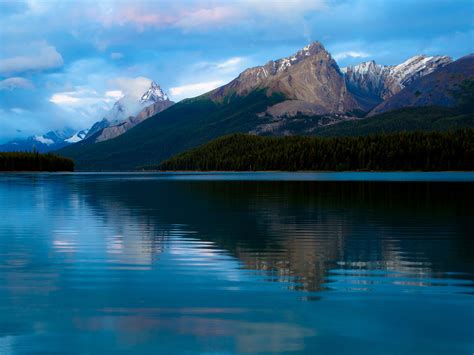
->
<box><xmin>167</xmin><ymin>236</ymin><xmax>246</xmax><ymax>283</ymax></box>
<box><xmin>0</xmin><ymin>335</ymin><xmax>14</xmax><ymax>354</ymax></box>
<box><xmin>74</xmin><ymin>308</ymin><xmax>315</xmax><ymax>353</ymax></box>
<box><xmin>106</xmin><ymin>235</ymin><xmax>123</xmax><ymax>254</ymax></box>
<box><xmin>52</xmin><ymin>228</ymin><xmax>79</xmax><ymax>257</ymax></box>
<box><xmin>53</xmin><ymin>240</ymin><xmax>77</xmax><ymax>253</ymax></box>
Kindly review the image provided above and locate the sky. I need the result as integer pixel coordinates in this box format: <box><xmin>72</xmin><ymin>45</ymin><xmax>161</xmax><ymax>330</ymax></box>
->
<box><xmin>0</xmin><ymin>0</ymin><xmax>473</xmax><ymax>142</ymax></box>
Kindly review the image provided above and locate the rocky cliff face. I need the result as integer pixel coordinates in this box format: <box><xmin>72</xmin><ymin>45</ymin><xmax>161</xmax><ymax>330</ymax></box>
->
<box><xmin>369</xmin><ymin>54</ymin><xmax>474</xmax><ymax>115</ymax></box>
<box><xmin>211</xmin><ymin>42</ymin><xmax>360</xmax><ymax>116</ymax></box>
<box><xmin>382</xmin><ymin>55</ymin><xmax>452</xmax><ymax>99</ymax></box>
<box><xmin>343</xmin><ymin>55</ymin><xmax>452</xmax><ymax>110</ymax></box>
<box><xmin>94</xmin><ymin>100</ymin><xmax>174</xmax><ymax>143</ymax></box>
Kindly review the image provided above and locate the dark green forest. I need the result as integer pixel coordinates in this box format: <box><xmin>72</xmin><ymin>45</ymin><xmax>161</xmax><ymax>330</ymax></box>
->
<box><xmin>0</xmin><ymin>152</ymin><xmax>74</xmax><ymax>171</ymax></box>
<box><xmin>157</xmin><ymin>130</ymin><xmax>474</xmax><ymax>171</ymax></box>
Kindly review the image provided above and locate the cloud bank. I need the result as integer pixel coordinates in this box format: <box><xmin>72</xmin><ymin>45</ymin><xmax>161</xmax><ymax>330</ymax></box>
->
<box><xmin>0</xmin><ymin>42</ymin><xmax>63</xmax><ymax>75</ymax></box>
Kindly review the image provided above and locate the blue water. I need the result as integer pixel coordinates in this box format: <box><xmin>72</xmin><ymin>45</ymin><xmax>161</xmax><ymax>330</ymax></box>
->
<box><xmin>0</xmin><ymin>172</ymin><xmax>473</xmax><ymax>354</ymax></box>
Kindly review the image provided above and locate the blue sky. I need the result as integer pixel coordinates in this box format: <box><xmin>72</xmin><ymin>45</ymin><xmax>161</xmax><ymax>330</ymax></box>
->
<box><xmin>0</xmin><ymin>0</ymin><xmax>473</xmax><ymax>142</ymax></box>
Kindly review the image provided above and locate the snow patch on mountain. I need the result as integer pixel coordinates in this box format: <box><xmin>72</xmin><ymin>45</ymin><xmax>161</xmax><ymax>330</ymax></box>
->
<box><xmin>64</xmin><ymin>129</ymin><xmax>89</xmax><ymax>143</ymax></box>
<box><xmin>250</xmin><ymin>42</ymin><xmax>329</xmax><ymax>80</ymax></box>
<box><xmin>140</xmin><ymin>81</ymin><xmax>169</xmax><ymax>103</ymax></box>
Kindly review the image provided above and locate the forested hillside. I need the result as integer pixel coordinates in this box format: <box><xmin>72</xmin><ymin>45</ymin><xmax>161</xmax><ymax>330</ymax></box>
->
<box><xmin>0</xmin><ymin>152</ymin><xmax>74</xmax><ymax>171</ymax></box>
<box><xmin>157</xmin><ymin>130</ymin><xmax>474</xmax><ymax>171</ymax></box>
<box><xmin>58</xmin><ymin>91</ymin><xmax>285</xmax><ymax>170</ymax></box>
<box><xmin>312</xmin><ymin>107</ymin><xmax>474</xmax><ymax>137</ymax></box>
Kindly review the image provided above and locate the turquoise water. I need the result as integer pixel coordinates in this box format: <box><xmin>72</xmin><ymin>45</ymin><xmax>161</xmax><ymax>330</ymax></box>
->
<box><xmin>0</xmin><ymin>172</ymin><xmax>473</xmax><ymax>354</ymax></box>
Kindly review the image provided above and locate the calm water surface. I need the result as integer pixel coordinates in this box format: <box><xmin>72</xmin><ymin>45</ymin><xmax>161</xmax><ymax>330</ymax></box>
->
<box><xmin>0</xmin><ymin>172</ymin><xmax>473</xmax><ymax>354</ymax></box>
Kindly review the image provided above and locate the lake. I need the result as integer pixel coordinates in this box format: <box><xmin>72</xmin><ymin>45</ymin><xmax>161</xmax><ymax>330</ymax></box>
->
<box><xmin>0</xmin><ymin>172</ymin><xmax>473</xmax><ymax>354</ymax></box>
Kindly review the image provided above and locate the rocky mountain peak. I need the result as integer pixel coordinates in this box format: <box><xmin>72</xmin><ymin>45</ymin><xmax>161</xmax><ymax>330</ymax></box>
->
<box><xmin>258</xmin><ymin>41</ymin><xmax>330</xmax><ymax>77</ymax></box>
<box><xmin>388</xmin><ymin>55</ymin><xmax>452</xmax><ymax>88</ymax></box>
<box><xmin>86</xmin><ymin>81</ymin><xmax>171</xmax><ymax>139</ymax></box>
<box><xmin>208</xmin><ymin>41</ymin><xmax>358</xmax><ymax>116</ymax></box>
<box><xmin>343</xmin><ymin>54</ymin><xmax>453</xmax><ymax>107</ymax></box>
<box><xmin>140</xmin><ymin>81</ymin><xmax>169</xmax><ymax>104</ymax></box>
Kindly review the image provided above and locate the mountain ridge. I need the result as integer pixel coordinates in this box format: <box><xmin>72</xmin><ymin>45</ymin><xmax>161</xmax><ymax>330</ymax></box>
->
<box><xmin>56</xmin><ymin>42</ymin><xmax>473</xmax><ymax>170</ymax></box>
<box><xmin>342</xmin><ymin>55</ymin><xmax>452</xmax><ymax>110</ymax></box>
<box><xmin>211</xmin><ymin>42</ymin><xmax>359</xmax><ymax>116</ymax></box>
<box><xmin>370</xmin><ymin>54</ymin><xmax>474</xmax><ymax>115</ymax></box>
<box><xmin>0</xmin><ymin>128</ymin><xmax>89</xmax><ymax>153</ymax></box>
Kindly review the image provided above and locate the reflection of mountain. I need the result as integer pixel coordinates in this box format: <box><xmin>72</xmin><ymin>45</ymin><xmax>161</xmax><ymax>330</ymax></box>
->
<box><xmin>3</xmin><ymin>175</ymin><xmax>473</xmax><ymax>354</ymax></box>
<box><xmin>3</xmin><ymin>175</ymin><xmax>471</xmax><ymax>295</ymax></box>
<box><xmin>75</xmin><ymin>178</ymin><xmax>474</xmax><ymax>291</ymax></box>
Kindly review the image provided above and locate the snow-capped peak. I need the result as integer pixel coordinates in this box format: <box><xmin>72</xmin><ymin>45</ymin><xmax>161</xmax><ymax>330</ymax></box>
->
<box><xmin>64</xmin><ymin>129</ymin><xmax>89</xmax><ymax>143</ymax></box>
<box><xmin>344</xmin><ymin>60</ymin><xmax>387</xmax><ymax>76</ymax></box>
<box><xmin>247</xmin><ymin>41</ymin><xmax>329</xmax><ymax>79</ymax></box>
<box><xmin>389</xmin><ymin>55</ymin><xmax>452</xmax><ymax>86</ymax></box>
<box><xmin>343</xmin><ymin>54</ymin><xmax>452</xmax><ymax>101</ymax></box>
<box><xmin>85</xmin><ymin>80</ymin><xmax>170</xmax><ymax>139</ymax></box>
<box><xmin>140</xmin><ymin>81</ymin><xmax>168</xmax><ymax>104</ymax></box>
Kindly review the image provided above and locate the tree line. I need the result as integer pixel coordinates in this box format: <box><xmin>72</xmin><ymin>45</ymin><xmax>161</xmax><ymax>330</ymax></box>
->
<box><xmin>157</xmin><ymin>129</ymin><xmax>474</xmax><ymax>171</ymax></box>
<box><xmin>0</xmin><ymin>152</ymin><xmax>74</xmax><ymax>171</ymax></box>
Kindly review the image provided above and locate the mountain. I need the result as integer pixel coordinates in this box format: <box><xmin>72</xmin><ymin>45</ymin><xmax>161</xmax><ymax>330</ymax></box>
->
<box><xmin>342</xmin><ymin>55</ymin><xmax>452</xmax><ymax>110</ymax></box>
<box><xmin>0</xmin><ymin>81</ymin><xmax>172</xmax><ymax>154</ymax></box>
<box><xmin>57</xmin><ymin>42</ymin><xmax>473</xmax><ymax>170</ymax></box>
<box><xmin>0</xmin><ymin>128</ymin><xmax>89</xmax><ymax>153</ymax></box>
<box><xmin>83</xmin><ymin>81</ymin><xmax>174</xmax><ymax>143</ymax></box>
<box><xmin>211</xmin><ymin>42</ymin><xmax>359</xmax><ymax>116</ymax></box>
<box><xmin>57</xmin><ymin>90</ymin><xmax>285</xmax><ymax>170</ymax></box>
<box><xmin>370</xmin><ymin>54</ymin><xmax>474</xmax><ymax>115</ymax></box>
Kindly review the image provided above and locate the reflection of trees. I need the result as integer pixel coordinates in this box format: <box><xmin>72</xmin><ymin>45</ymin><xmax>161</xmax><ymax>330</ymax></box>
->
<box><xmin>77</xmin><ymin>177</ymin><xmax>474</xmax><ymax>291</ymax></box>
<box><xmin>2</xmin><ymin>175</ymin><xmax>473</xmax><ymax>295</ymax></box>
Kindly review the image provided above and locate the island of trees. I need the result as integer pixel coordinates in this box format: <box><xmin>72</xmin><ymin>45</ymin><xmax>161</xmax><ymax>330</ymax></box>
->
<box><xmin>0</xmin><ymin>152</ymin><xmax>74</xmax><ymax>172</ymax></box>
<box><xmin>156</xmin><ymin>129</ymin><xmax>474</xmax><ymax>172</ymax></box>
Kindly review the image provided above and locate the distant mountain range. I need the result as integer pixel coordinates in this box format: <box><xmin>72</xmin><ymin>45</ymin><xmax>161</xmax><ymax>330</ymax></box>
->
<box><xmin>40</xmin><ymin>42</ymin><xmax>474</xmax><ymax>169</ymax></box>
<box><xmin>0</xmin><ymin>81</ymin><xmax>173</xmax><ymax>152</ymax></box>
<box><xmin>0</xmin><ymin>128</ymin><xmax>89</xmax><ymax>153</ymax></box>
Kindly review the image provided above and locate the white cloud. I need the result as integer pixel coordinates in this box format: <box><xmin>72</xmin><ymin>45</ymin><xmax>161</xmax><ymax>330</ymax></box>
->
<box><xmin>10</xmin><ymin>108</ymin><xmax>29</xmax><ymax>114</ymax></box>
<box><xmin>333</xmin><ymin>51</ymin><xmax>371</xmax><ymax>61</ymax></box>
<box><xmin>33</xmin><ymin>135</ymin><xmax>54</xmax><ymax>145</ymax></box>
<box><xmin>0</xmin><ymin>77</ymin><xmax>35</xmax><ymax>90</ymax></box>
<box><xmin>83</xmin><ymin>0</ymin><xmax>327</xmax><ymax>31</ymax></box>
<box><xmin>175</xmin><ymin>6</ymin><xmax>236</xmax><ymax>30</ymax></box>
<box><xmin>48</xmin><ymin>87</ymin><xmax>116</xmax><ymax>128</ymax></box>
<box><xmin>106</xmin><ymin>90</ymin><xmax>124</xmax><ymax>100</ymax></box>
<box><xmin>216</xmin><ymin>57</ymin><xmax>245</xmax><ymax>71</ymax></box>
<box><xmin>168</xmin><ymin>56</ymin><xmax>250</xmax><ymax>101</ymax></box>
<box><xmin>109</xmin><ymin>76</ymin><xmax>152</xmax><ymax>99</ymax></box>
<box><xmin>241</xmin><ymin>0</ymin><xmax>327</xmax><ymax>17</ymax></box>
<box><xmin>49</xmin><ymin>92</ymin><xmax>81</xmax><ymax>105</ymax></box>
<box><xmin>170</xmin><ymin>80</ymin><xmax>225</xmax><ymax>100</ymax></box>
<box><xmin>49</xmin><ymin>88</ymin><xmax>116</xmax><ymax>107</ymax></box>
<box><xmin>110</xmin><ymin>52</ymin><xmax>123</xmax><ymax>60</ymax></box>
<box><xmin>0</xmin><ymin>42</ymin><xmax>63</xmax><ymax>75</ymax></box>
